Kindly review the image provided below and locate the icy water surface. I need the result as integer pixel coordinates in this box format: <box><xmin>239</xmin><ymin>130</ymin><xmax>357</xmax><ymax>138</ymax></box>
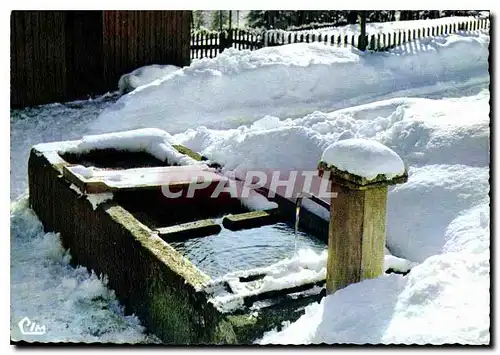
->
<box><xmin>169</xmin><ymin>222</ymin><xmax>326</xmax><ymax>279</ymax></box>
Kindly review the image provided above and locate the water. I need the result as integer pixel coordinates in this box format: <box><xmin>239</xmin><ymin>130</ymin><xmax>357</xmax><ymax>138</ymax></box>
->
<box><xmin>169</xmin><ymin>222</ymin><xmax>326</xmax><ymax>279</ymax></box>
<box><xmin>295</xmin><ymin>196</ymin><xmax>302</xmax><ymax>258</ymax></box>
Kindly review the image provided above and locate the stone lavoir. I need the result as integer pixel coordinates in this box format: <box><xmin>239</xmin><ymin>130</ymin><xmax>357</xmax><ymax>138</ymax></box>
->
<box><xmin>28</xmin><ymin>129</ymin><xmax>410</xmax><ymax>344</ymax></box>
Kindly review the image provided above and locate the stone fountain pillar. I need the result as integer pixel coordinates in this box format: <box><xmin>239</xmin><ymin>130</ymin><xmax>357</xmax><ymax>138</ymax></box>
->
<box><xmin>317</xmin><ymin>139</ymin><xmax>408</xmax><ymax>294</ymax></box>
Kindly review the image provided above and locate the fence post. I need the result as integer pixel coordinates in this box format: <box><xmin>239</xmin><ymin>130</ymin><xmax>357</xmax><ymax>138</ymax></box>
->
<box><xmin>358</xmin><ymin>11</ymin><xmax>367</xmax><ymax>50</ymax></box>
<box><xmin>219</xmin><ymin>31</ymin><xmax>225</xmax><ymax>53</ymax></box>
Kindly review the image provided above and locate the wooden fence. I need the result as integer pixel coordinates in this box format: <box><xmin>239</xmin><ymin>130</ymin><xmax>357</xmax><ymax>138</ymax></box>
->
<box><xmin>190</xmin><ymin>29</ymin><xmax>264</xmax><ymax>59</ymax></box>
<box><xmin>191</xmin><ymin>17</ymin><xmax>490</xmax><ymax>60</ymax></box>
<box><xmin>11</xmin><ymin>10</ymin><xmax>191</xmax><ymax>108</ymax></box>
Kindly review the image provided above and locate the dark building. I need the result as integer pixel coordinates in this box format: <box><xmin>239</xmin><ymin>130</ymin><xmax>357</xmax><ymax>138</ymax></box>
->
<box><xmin>11</xmin><ymin>10</ymin><xmax>192</xmax><ymax>107</ymax></box>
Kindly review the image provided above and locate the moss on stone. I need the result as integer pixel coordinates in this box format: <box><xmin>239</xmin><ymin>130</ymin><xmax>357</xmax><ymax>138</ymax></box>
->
<box><xmin>105</xmin><ymin>204</ymin><xmax>211</xmax><ymax>289</ymax></box>
<box><xmin>173</xmin><ymin>144</ymin><xmax>205</xmax><ymax>162</ymax></box>
<box><xmin>317</xmin><ymin>160</ymin><xmax>408</xmax><ymax>190</ymax></box>
<box><xmin>222</xmin><ymin>210</ymin><xmax>277</xmax><ymax>231</ymax></box>
<box><xmin>155</xmin><ymin>219</ymin><xmax>222</xmax><ymax>241</ymax></box>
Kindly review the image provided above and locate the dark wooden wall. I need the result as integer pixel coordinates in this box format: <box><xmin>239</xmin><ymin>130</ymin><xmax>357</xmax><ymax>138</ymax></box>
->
<box><xmin>11</xmin><ymin>11</ymin><xmax>67</xmax><ymax>107</ymax></box>
<box><xmin>102</xmin><ymin>11</ymin><xmax>191</xmax><ymax>91</ymax></box>
<box><xmin>11</xmin><ymin>10</ymin><xmax>192</xmax><ymax>108</ymax></box>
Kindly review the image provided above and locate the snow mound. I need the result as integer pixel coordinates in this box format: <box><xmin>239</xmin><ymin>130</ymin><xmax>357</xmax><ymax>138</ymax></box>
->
<box><xmin>259</xmin><ymin>249</ymin><xmax>489</xmax><ymax>345</ymax></box>
<box><xmin>118</xmin><ymin>64</ymin><xmax>181</xmax><ymax>95</ymax></box>
<box><xmin>91</xmin><ymin>32</ymin><xmax>489</xmax><ymax>134</ymax></box>
<box><xmin>386</xmin><ymin>164</ymin><xmax>489</xmax><ymax>262</ymax></box>
<box><xmin>10</xmin><ymin>197</ymin><xmax>158</xmax><ymax>343</ymax></box>
<box><xmin>320</xmin><ymin>138</ymin><xmax>406</xmax><ymax>180</ymax></box>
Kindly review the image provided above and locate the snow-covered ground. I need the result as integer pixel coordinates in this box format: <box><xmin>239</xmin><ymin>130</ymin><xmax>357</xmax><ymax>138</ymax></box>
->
<box><xmin>91</xmin><ymin>30</ymin><xmax>489</xmax><ymax>135</ymax></box>
<box><xmin>10</xmin><ymin>28</ymin><xmax>490</xmax><ymax>343</ymax></box>
<box><xmin>10</xmin><ymin>197</ymin><xmax>160</xmax><ymax>343</ymax></box>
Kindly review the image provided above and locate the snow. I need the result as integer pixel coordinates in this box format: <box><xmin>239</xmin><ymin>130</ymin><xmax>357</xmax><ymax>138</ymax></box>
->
<box><xmin>285</xmin><ymin>16</ymin><xmax>480</xmax><ymax>37</ymax></box>
<box><xmin>90</xmin><ymin>31</ymin><xmax>489</xmax><ymax>135</ymax></box>
<box><xmin>68</xmin><ymin>183</ymin><xmax>113</xmax><ymax>210</ymax></box>
<box><xmin>118</xmin><ymin>64</ymin><xmax>181</xmax><ymax>95</ymax></box>
<box><xmin>10</xmin><ymin>30</ymin><xmax>490</xmax><ymax>344</ymax></box>
<box><xmin>70</xmin><ymin>165</ymin><xmax>95</xmax><ymax>179</ymax></box>
<box><xmin>320</xmin><ymin>138</ymin><xmax>406</xmax><ymax>181</ymax></box>
<box><xmin>238</xmin><ymin>188</ymin><xmax>278</xmax><ymax>211</ymax></box>
<box><xmin>10</xmin><ymin>197</ymin><xmax>159</xmax><ymax>343</ymax></box>
<box><xmin>62</xmin><ymin>128</ymin><xmax>200</xmax><ymax>167</ymax></box>
<box><xmin>86</xmin><ymin>193</ymin><xmax>114</xmax><ymax>210</ymax></box>
<box><xmin>206</xmin><ymin>248</ymin><xmax>415</xmax><ymax>313</ymax></box>
<box><xmin>11</xmin><ymin>95</ymin><xmax>118</xmax><ymax>199</ymax></box>
<box><xmin>386</xmin><ymin>165</ymin><xmax>489</xmax><ymax>263</ymax></box>
<box><xmin>258</xmin><ymin>250</ymin><xmax>489</xmax><ymax>345</ymax></box>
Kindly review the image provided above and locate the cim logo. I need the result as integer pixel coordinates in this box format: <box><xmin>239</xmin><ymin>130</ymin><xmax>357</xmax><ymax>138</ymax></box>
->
<box><xmin>18</xmin><ymin>317</ymin><xmax>47</xmax><ymax>336</ymax></box>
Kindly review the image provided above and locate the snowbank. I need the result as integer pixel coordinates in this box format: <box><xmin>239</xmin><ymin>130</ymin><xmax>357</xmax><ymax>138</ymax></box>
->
<box><xmin>173</xmin><ymin>88</ymin><xmax>489</xmax><ymax>193</ymax></box>
<box><xmin>91</xmin><ymin>31</ymin><xmax>489</xmax><ymax>134</ymax></box>
<box><xmin>259</xmin><ymin>249</ymin><xmax>489</xmax><ymax>344</ymax></box>
<box><xmin>386</xmin><ymin>165</ymin><xmax>489</xmax><ymax>262</ymax></box>
<box><xmin>320</xmin><ymin>138</ymin><xmax>406</xmax><ymax>180</ymax></box>
<box><xmin>10</xmin><ymin>197</ymin><xmax>158</xmax><ymax>343</ymax></box>
<box><xmin>118</xmin><ymin>64</ymin><xmax>180</xmax><ymax>95</ymax></box>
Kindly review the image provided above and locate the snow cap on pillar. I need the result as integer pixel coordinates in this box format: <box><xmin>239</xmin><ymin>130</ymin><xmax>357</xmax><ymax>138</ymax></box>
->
<box><xmin>318</xmin><ymin>138</ymin><xmax>408</xmax><ymax>189</ymax></box>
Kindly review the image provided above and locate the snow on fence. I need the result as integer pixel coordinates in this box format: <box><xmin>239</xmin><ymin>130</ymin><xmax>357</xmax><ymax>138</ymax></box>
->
<box><xmin>190</xmin><ymin>18</ymin><xmax>490</xmax><ymax>59</ymax></box>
